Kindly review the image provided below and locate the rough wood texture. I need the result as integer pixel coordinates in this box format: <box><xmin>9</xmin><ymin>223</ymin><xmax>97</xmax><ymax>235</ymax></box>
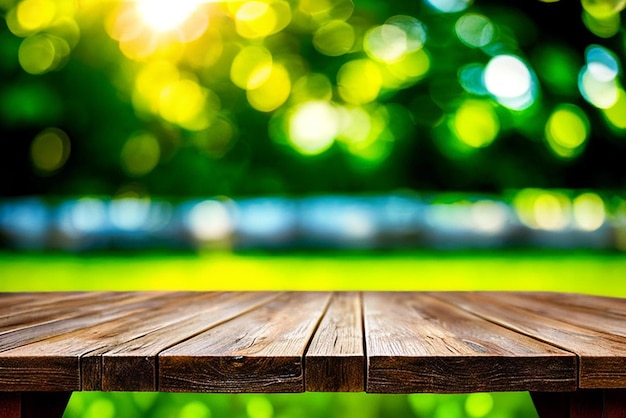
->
<box><xmin>0</xmin><ymin>292</ymin><xmax>198</xmax><ymax>391</ymax></box>
<box><xmin>305</xmin><ymin>292</ymin><xmax>364</xmax><ymax>392</ymax></box>
<box><xmin>159</xmin><ymin>292</ymin><xmax>332</xmax><ymax>393</ymax></box>
<box><xmin>0</xmin><ymin>292</ymin><xmax>173</xmax><ymax>353</ymax></box>
<box><xmin>1</xmin><ymin>290</ymin><xmax>626</xmax><ymax>404</ymax></box>
<box><xmin>363</xmin><ymin>292</ymin><xmax>577</xmax><ymax>393</ymax></box>
<box><xmin>436</xmin><ymin>292</ymin><xmax>626</xmax><ymax>388</ymax></box>
<box><xmin>97</xmin><ymin>291</ymin><xmax>281</xmax><ymax>391</ymax></box>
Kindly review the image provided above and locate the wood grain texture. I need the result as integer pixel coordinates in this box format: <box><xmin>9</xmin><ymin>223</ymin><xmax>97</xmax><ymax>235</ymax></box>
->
<box><xmin>364</xmin><ymin>292</ymin><xmax>576</xmax><ymax>394</ymax></box>
<box><xmin>159</xmin><ymin>292</ymin><xmax>332</xmax><ymax>393</ymax></box>
<box><xmin>436</xmin><ymin>292</ymin><xmax>626</xmax><ymax>389</ymax></box>
<box><xmin>0</xmin><ymin>292</ymin><xmax>174</xmax><ymax>353</ymax></box>
<box><xmin>488</xmin><ymin>292</ymin><xmax>626</xmax><ymax>339</ymax></box>
<box><xmin>305</xmin><ymin>292</ymin><xmax>364</xmax><ymax>392</ymax></box>
<box><xmin>0</xmin><ymin>292</ymin><xmax>198</xmax><ymax>391</ymax></box>
<box><xmin>97</xmin><ymin>291</ymin><xmax>281</xmax><ymax>391</ymax></box>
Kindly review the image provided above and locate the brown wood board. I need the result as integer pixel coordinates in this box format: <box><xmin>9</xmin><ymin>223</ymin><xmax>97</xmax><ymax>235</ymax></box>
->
<box><xmin>363</xmin><ymin>292</ymin><xmax>577</xmax><ymax>393</ymax></box>
<box><xmin>159</xmin><ymin>292</ymin><xmax>332</xmax><ymax>393</ymax></box>
<box><xmin>435</xmin><ymin>292</ymin><xmax>626</xmax><ymax>389</ymax></box>
<box><xmin>304</xmin><ymin>292</ymin><xmax>364</xmax><ymax>392</ymax></box>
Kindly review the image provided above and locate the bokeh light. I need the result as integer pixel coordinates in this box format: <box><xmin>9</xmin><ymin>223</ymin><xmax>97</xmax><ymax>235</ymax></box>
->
<box><xmin>484</xmin><ymin>54</ymin><xmax>536</xmax><ymax>110</ymax></box>
<box><xmin>30</xmin><ymin>128</ymin><xmax>71</xmax><ymax>174</ymax></box>
<box><xmin>544</xmin><ymin>104</ymin><xmax>589</xmax><ymax>159</ymax></box>
<box><xmin>235</xmin><ymin>1</ymin><xmax>291</xmax><ymax>39</ymax></box>
<box><xmin>425</xmin><ymin>0</ymin><xmax>473</xmax><ymax>13</ymax></box>
<box><xmin>338</xmin><ymin>59</ymin><xmax>382</xmax><ymax>104</ymax></box>
<box><xmin>514</xmin><ymin>189</ymin><xmax>572</xmax><ymax>231</ymax></box>
<box><xmin>364</xmin><ymin>16</ymin><xmax>427</xmax><ymax>64</ymax></box>
<box><xmin>287</xmin><ymin>100</ymin><xmax>339</xmax><ymax>155</ymax></box>
<box><xmin>313</xmin><ymin>20</ymin><xmax>355</xmax><ymax>56</ymax></box>
<box><xmin>573</xmin><ymin>192</ymin><xmax>606</xmax><ymax>231</ymax></box>
<box><xmin>579</xmin><ymin>45</ymin><xmax>622</xmax><ymax>109</ymax></box>
<box><xmin>121</xmin><ymin>132</ymin><xmax>161</xmax><ymax>177</ymax></box>
<box><xmin>1</xmin><ymin>0</ymin><xmax>625</xmax><ymax>238</ymax></box>
<box><xmin>135</xmin><ymin>0</ymin><xmax>203</xmax><ymax>32</ymax></box>
<box><xmin>450</xmin><ymin>99</ymin><xmax>499</xmax><ymax>148</ymax></box>
<box><xmin>179</xmin><ymin>401</ymin><xmax>211</xmax><ymax>418</ymax></box>
<box><xmin>455</xmin><ymin>13</ymin><xmax>494</xmax><ymax>48</ymax></box>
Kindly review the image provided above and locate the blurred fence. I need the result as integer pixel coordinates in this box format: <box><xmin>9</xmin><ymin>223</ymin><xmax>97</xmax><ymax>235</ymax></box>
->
<box><xmin>1</xmin><ymin>190</ymin><xmax>625</xmax><ymax>252</ymax></box>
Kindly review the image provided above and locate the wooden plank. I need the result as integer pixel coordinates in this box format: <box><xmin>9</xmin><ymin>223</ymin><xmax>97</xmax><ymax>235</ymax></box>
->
<box><xmin>95</xmin><ymin>291</ymin><xmax>282</xmax><ymax>391</ymax></box>
<box><xmin>159</xmin><ymin>292</ymin><xmax>332</xmax><ymax>393</ymax></box>
<box><xmin>363</xmin><ymin>292</ymin><xmax>576</xmax><ymax>394</ymax></box>
<box><xmin>305</xmin><ymin>292</ymin><xmax>364</xmax><ymax>392</ymax></box>
<box><xmin>518</xmin><ymin>292</ymin><xmax>626</xmax><ymax>317</ymax></box>
<box><xmin>490</xmin><ymin>292</ymin><xmax>626</xmax><ymax>339</ymax></box>
<box><xmin>0</xmin><ymin>292</ymin><xmax>118</xmax><ymax>326</ymax></box>
<box><xmin>0</xmin><ymin>292</ymin><xmax>176</xmax><ymax>353</ymax></box>
<box><xmin>0</xmin><ymin>292</ymin><xmax>201</xmax><ymax>391</ymax></box>
<box><xmin>436</xmin><ymin>292</ymin><xmax>626</xmax><ymax>389</ymax></box>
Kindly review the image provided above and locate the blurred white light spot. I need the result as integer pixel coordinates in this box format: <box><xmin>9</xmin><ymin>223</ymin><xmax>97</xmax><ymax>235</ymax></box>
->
<box><xmin>484</xmin><ymin>55</ymin><xmax>532</xmax><ymax>99</ymax></box>
<box><xmin>365</xmin><ymin>24</ymin><xmax>408</xmax><ymax>63</ymax></box>
<box><xmin>586</xmin><ymin>45</ymin><xmax>620</xmax><ymax>81</ymax></box>
<box><xmin>235</xmin><ymin>199</ymin><xmax>294</xmax><ymax>238</ymax></box>
<box><xmin>573</xmin><ymin>193</ymin><xmax>606</xmax><ymax>231</ymax></box>
<box><xmin>455</xmin><ymin>13</ymin><xmax>494</xmax><ymax>48</ymax></box>
<box><xmin>136</xmin><ymin>0</ymin><xmax>203</xmax><ymax>32</ymax></box>
<box><xmin>343</xmin><ymin>210</ymin><xmax>376</xmax><ymax>239</ymax></box>
<box><xmin>533</xmin><ymin>194</ymin><xmax>570</xmax><ymax>231</ymax></box>
<box><xmin>471</xmin><ymin>200</ymin><xmax>508</xmax><ymax>233</ymax></box>
<box><xmin>364</xmin><ymin>17</ymin><xmax>426</xmax><ymax>63</ymax></box>
<box><xmin>188</xmin><ymin>200</ymin><xmax>233</xmax><ymax>241</ymax></box>
<box><xmin>579</xmin><ymin>65</ymin><xmax>619</xmax><ymax>109</ymax></box>
<box><xmin>110</xmin><ymin>198</ymin><xmax>151</xmax><ymax>231</ymax></box>
<box><xmin>288</xmin><ymin>101</ymin><xmax>339</xmax><ymax>155</ymax></box>
<box><xmin>69</xmin><ymin>198</ymin><xmax>107</xmax><ymax>234</ymax></box>
<box><xmin>425</xmin><ymin>0</ymin><xmax>472</xmax><ymax>13</ymax></box>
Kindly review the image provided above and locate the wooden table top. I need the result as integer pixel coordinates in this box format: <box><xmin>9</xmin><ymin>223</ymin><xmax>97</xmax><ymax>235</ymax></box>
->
<box><xmin>1</xmin><ymin>291</ymin><xmax>625</xmax><ymax>394</ymax></box>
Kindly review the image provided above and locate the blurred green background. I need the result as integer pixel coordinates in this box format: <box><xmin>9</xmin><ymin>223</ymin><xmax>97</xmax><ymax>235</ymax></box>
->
<box><xmin>2</xmin><ymin>0</ymin><xmax>626</xmax><ymax>416</ymax></box>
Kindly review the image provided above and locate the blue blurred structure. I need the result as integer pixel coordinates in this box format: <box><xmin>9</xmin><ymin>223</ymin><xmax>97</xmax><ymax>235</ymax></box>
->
<box><xmin>0</xmin><ymin>191</ymin><xmax>622</xmax><ymax>252</ymax></box>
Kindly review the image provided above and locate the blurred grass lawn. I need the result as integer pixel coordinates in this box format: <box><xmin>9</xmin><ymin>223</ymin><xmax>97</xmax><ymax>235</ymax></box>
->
<box><xmin>2</xmin><ymin>249</ymin><xmax>626</xmax><ymax>418</ymax></box>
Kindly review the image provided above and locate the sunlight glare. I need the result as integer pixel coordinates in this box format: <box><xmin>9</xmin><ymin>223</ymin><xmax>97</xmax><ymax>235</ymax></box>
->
<box><xmin>136</xmin><ymin>0</ymin><xmax>204</xmax><ymax>32</ymax></box>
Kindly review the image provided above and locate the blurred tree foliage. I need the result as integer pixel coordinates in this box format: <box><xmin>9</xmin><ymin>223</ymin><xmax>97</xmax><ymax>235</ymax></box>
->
<box><xmin>1</xmin><ymin>0</ymin><xmax>625</xmax><ymax>199</ymax></box>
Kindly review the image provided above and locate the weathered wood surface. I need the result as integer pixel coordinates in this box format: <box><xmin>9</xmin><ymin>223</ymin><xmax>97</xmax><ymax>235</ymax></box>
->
<box><xmin>97</xmin><ymin>291</ymin><xmax>280</xmax><ymax>391</ymax></box>
<box><xmin>363</xmin><ymin>292</ymin><xmax>577</xmax><ymax>393</ymax></box>
<box><xmin>0</xmin><ymin>292</ymin><xmax>200</xmax><ymax>391</ymax></box>
<box><xmin>304</xmin><ymin>292</ymin><xmax>364</xmax><ymax>392</ymax></box>
<box><xmin>435</xmin><ymin>292</ymin><xmax>626</xmax><ymax>388</ymax></box>
<box><xmin>1</xmin><ymin>291</ymin><xmax>626</xmax><ymax>395</ymax></box>
<box><xmin>159</xmin><ymin>292</ymin><xmax>332</xmax><ymax>393</ymax></box>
